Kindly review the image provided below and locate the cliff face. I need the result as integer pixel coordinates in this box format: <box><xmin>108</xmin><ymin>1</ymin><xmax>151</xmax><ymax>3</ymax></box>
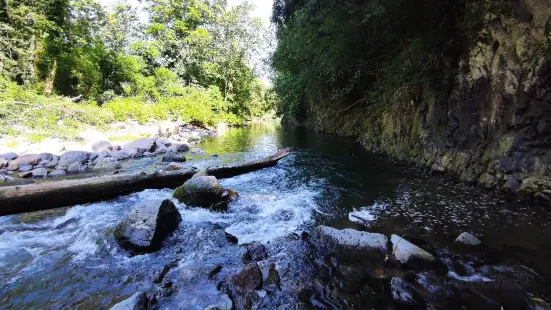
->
<box><xmin>285</xmin><ymin>0</ymin><xmax>551</xmax><ymax>199</ymax></box>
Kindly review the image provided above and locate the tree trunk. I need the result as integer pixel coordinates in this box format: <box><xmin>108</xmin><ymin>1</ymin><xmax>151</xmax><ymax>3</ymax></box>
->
<box><xmin>44</xmin><ymin>58</ymin><xmax>57</xmax><ymax>95</ymax></box>
<box><xmin>0</xmin><ymin>149</ymin><xmax>292</xmax><ymax>216</ymax></box>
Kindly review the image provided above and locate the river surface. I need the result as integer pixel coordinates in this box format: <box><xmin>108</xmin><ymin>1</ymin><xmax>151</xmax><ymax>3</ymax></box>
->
<box><xmin>1</xmin><ymin>122</ymin><xmax>551</xmax><ymax>309</ymax></box>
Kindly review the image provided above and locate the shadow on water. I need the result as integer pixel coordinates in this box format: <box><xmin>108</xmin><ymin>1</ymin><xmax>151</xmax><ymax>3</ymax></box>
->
<box><xmin>1</xmin><ymin>122</ymin><xmax>551</xmax><ymax>308</ymax></box>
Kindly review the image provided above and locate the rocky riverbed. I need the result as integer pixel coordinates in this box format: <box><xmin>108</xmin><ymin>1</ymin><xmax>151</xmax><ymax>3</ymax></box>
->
<box><xmin>1</xmin><ymin>124</ymin><xmax>550</xmax><ymax>309</ymax></box>
<box><xmin>0</xmin><ymin>122</ymin><xmax>216</xmax><ymax>183</ymax></box>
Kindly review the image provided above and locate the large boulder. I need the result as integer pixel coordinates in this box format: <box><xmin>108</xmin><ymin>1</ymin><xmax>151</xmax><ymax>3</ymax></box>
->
<box><xmin>91</xmin><ymin>140</ymin><xmax>113</xmax><ymax>152</ymax></box>
<box><xmin>58</xmin><ymin>151</ymin><xmax>90</xmax><ymax>168</ymax></box>
<box><xmin>390</xmin><ymin>235</ymin><xmax>439</xmax><ymax>270</ymax></box>
<box><xmin>7</xmin><ymin>154</ymin><xmax>41</xmax><ymax>170</ymax></box>
<box><xmin>114</xmin><ymin>199</ymin><xmax>182</xmax><ymax>253</ymax></box>
<box><xmin>173</xmin><ymin>176</ymin><xmax>225</xmax><ymax>209</ymax></box>
<box><xmin>110</xmin><ymin>292</ymin><xmax>148</xmax><ymax>310</ymax></box>
<box><xmin>312</xmin><ymin>226</ymin><xmax>388</xmax><ymax>261</ymax></box>
<box><xmin>122</xmin><ymin>138</ymin><xmax>157</xmax><ymax>153</ymax></box>
<box><xmin>31</xmin><ymin>168</ymin><xmax>48</xmax><ymax>178</ymax></box>
<box><xmin>455</xmin><ymin>232</ymin><xmax>482</xmax><ymax>246</ymax></box>
<box><xmin>162</xmin><ymin>150</ymin><xmax>187</xmax><ymax>163</ymax></box>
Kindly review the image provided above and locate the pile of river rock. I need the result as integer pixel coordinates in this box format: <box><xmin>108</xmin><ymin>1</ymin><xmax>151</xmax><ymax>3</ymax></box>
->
<box><xmin>109</xmin><ymin>178</ymin><xmax>549</xmax><ymax>310</ymax></box>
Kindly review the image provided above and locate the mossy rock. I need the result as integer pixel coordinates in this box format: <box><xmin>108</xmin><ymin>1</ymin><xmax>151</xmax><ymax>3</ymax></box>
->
<box><xmin>173</xmin><ymin>176</ymin><xmax>224</xmax><ymax>209</ymax></box>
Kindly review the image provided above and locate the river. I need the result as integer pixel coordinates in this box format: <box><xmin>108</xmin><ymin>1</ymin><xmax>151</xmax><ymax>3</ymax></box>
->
<box><xmin>1</xmin><ymin>122</ymin><xmax>550</xmax><ymax>309</ymax></box>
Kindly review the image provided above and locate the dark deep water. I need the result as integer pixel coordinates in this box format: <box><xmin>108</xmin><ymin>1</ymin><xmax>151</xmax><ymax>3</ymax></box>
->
<box><xmin>1</xmin><ymin>122</ymin><xmax>551</xmax><ymax>309</ymax></box>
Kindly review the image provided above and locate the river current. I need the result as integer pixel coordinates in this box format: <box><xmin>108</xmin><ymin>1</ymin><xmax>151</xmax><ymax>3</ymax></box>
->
<box><xmin>1</xmin><ymin>123</ymin><xmax>550</xmax><ymax>308</ymax></box>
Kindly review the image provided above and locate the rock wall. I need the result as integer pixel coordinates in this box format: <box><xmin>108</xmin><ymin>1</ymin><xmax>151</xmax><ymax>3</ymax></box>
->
<box><xmin>285</xmin><ymin>0</ymin><xmax>551</xmax><ymax>200</ymax></box>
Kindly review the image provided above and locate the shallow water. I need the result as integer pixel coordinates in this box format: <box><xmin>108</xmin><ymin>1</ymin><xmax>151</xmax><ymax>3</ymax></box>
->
<box><xmin>1</xmin><ymin>122</ymin><xmax>551</xmax><ymax>308</ymax></box>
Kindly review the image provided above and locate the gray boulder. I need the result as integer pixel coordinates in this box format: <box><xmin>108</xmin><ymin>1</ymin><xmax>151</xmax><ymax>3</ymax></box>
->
<box><xmin>93</xmin><ymin>157</ymin><xmax>121</xmax><ymax>171</ymax></box>
<box><xmin>31</xmin><ymin>168</ymin><xmax>48</xmax><ymax>178</ymax></box>
<box><xmin>50</xmin><ymin>169</ymin><xmax>67</xmax><ymax>177</ymax></box>
<box><xmin>169</xmin><ymin>143</ymin><xmax>189</xmax><ymax>152</ymax></box>
<box><xmin>7</xmin><ymin>154</ymin><xmax>41</xmax><ymax>170</ymax></box>
<box><xmin>114</xmin><ymin>199</ymin><xmax>182</xmax><ymax>253</ymax></box>
<box><xmin>122</xmin><ymin>138</ymin><xmax>157</xmax><ymax>153</ymax></box>
<box><xmin>455</xmin><ymin>232</ymin><xmax>482</xmax><ymax>246</ymax></box>
<box><xmin>173</xmin><ymin>176</ymin><xmax>224</xmax><ymax>209</ymax></box>
<box><xmin>67</xmin><ymin>162</ymin><xmax>85</xmax><ymax>173</ymax></box>
<box><xmin>390</xmin><ymin>235</ymin><xmax>437</xmax><ymax>270</ymax></box>
<box><xmin>108</xmin><ymin>150</ymin><xmax>130</xmax><ymax>160</ymax></box>
<box><xmin>18</xmin><ymin>164</ymin><xmax>33</xmax><ymax>172</ymax></box>
<box><xmin>312</xmin><ymin>226</ymin><xmax>388</xmax><ymax>260</ymax></box>
<box><xmin>242</xmin><ymin>242</ymin><xmax>268</xmax><ymax>263</ymax></box>
<box><xmin>58</xmin><ymin>151</ymin><xmax>90</xmax><ymax>168</ymax></box>
<box><xmin>110</xmin><ymin>292</ymin><xmax>147</xmax><ymax>310</ymax></box>
<box><xmin>162</xmin><ymin>150</ymin><xmax>186</xmax><ymax>163</ymax></box>
<box><xmin>91</xmin><ymin>140</ymin><xmax>113</xmax><ymax>152</ymax></box>
<box><xmin>0</xmin><ymin>152</ymin><xmax>18</xmax><ymax>160</ymax></box>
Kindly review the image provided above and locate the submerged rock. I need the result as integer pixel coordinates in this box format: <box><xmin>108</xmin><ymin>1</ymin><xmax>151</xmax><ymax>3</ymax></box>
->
<box><xmin>312</xmin><ymin>226</ymin><xmax>388</xmax><ymax>260</ymax></box>
<box><xmin>390</xmin><ymin>235</ymin><xmax>439</xmax><ymax>271</ymax></box>
<box><xmin>455</xmin><ymin>232</ymin><xmax>482</xmax><ymax>246</ymax></box>
<box><xmin>110</xmin><ymin>292</ymin><xmax>148</xmax><ymax>310</ymax></box>
<box><xmin>114</xmin><ymin>199</ymin><xmax>182</xmax><ymax>253</ymax></box>
<box><xmin>242</xmin><ymin>242</ymin><xmax>268</xmax><ymax>264</ymax></box>
<box><xmin>173</xmin><ymin>176</ymin><xmax>225</xmax><ymax>209</ymax></box>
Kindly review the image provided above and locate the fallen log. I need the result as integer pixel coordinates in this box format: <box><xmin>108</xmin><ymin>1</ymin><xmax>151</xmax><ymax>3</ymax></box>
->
<box><xmin>0</xmin><ymin>149</ymin><xmax>291</xmax><ymax>216</ymax></box>
<box><xmin>207</xmin><ymin>148</ymin><xmax>292</xmax><ymax>178</ymax></box>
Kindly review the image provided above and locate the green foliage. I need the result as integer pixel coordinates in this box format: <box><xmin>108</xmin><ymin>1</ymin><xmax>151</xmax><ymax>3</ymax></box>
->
<box><xmin>272</xmin><ymin>0</ymin><xmax>494</xmax><ymax>118</ymax></box>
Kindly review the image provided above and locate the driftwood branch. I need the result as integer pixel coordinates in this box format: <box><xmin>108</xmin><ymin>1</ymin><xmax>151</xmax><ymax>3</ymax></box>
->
<box><xmin>0</xmin><ymin>149</ymin><xmax>292</xmax><ymax>216</ymax></box>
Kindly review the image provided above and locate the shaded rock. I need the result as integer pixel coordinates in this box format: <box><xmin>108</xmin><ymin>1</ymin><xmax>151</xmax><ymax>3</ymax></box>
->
<box><xmin>455</xmin><ymin>232</ymin><xmax>482</xmax><ymax>246</ymax></box>
<box><xmin>169</xmin><ymin>143</ymin><xmax>189</xmax><ymax>152</ymax></box>
<box><xmin>31</xmin><ymin>168</ymin><xmax>48</xmax><ymax>178</ymax></box>
<box><xmin>162</xmin><ymin>150</ymin><xmax>187</xmax><ymax>163</ymax></box>
<box><xmin>39</xmin><ymin>153</ymin><xmax>54</xmax><ymax>161</ymax></box>
<box><xmin>499</xmin><ymin>157</ymin><xmax>514</xmax><ymax>173</ymax></box>
<box><xmin>312</xmin><ymin>226</ymin><xmax>388</xmax><ymax>261</ymax></box>
<box><xmin>242</xmin><ymin>242</ymin><xmax>268</xmax><ymax>263</ymax></box>
<box><xmin>391</xmin><ymin>235</ymin><xmax>439</xmax><ymax>270</ymax></box>
<box><xmin>122</xmin><ymin>138</ymin><xmax>157</xmax><ymax>153</ymax></box>
<box><xmin>153</xmin><ymin>259</ymin><xmax>180</xmax><ymax>284</ymax></box>
<box><xmin>58</xmin><ymin>151</ymin><xmax>90</xmax><ymax>168</ymax></box>
<box><xmin>18</xmin><ymin>164</ymin><xmax>33</xmax><ymax>172</ymax></box>
<box><xmin>91</xmin><ymin>140</ymin><xmax>113</xmax><ymax>152</ymax></box>
<box><xmin>8</xmin><ymin>154</ymin><xmax>41</xmax><ymax>170</ymax></box>
<box><xmin>173</xmin><ymin>176</ymin><xmax>224</xmax><ymax>209</ymax></box>
<box><xmin>264</xmin><ymin>264</ymin><xmax>281</xmax><ymax>290</ymax></box>
<box><xmin>454</xmin><ymin>280</ymin><xmax>532</xmax><ymax>310</ymax></box>
<box><xmin>233</xmin><ymin>263</ymin><xmax>263</xmax><ymax>292</ymax></box>
<box><xmin>114</xmin><ymin>199</ymin><xmax>182</xmax><ymax>253</ymax></box>
<box><xmin>506</xmin><ymin>176</ymin><xmax>521</xmax><ymax>191</ymax></box>
<box><xmin>225</xmin><ymin>232</ymin><xmax>239</xmax><ymax>245</ymax></box>
<box><xmin>19</xmin><ymin>171</ymin><xmax>32</xmax><ymax>178</ymax></box>
<box><xmin>93</xmin><ymin>157</ymin><xmax>121</xmax><ymax>171</ymax></box>
<box><xmin>67</xmin><ymin>162</ymin><xmax>84</xmax><ymax>173</ymax></box>
<box><xmin>0</xmin><ymin>158</ymin><xmax>7</xmax><ymax>168</ymax></box>
<box><xmin>110</xmin><ymin>292</ymin><xmax>147</xmax><ymax>310</ymax></box>
<box><xmin>0</xmin><ymin>152</ymin><xmax>18</xmax><ymax>160</ymax></box>
<box><xmin>49</xmin><ymin>169</ymin><xmax>67</xmax><ymax>177</ymax></box>
<box><xmin>390</xmin><ymin>277</ymin><xmax>422</xmax><ymax>307</ymax></box>
<box><xmin>209</xmin><ymin>265</ymin><xmax>223</xmax><ymax>280</ymax></box>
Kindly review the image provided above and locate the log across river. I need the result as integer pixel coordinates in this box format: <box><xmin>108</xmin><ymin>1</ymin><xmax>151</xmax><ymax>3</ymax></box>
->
<box><xmin>0</xmin><ymin>149</ymin><xmax>291</xmax><ymax>215</ymax></box>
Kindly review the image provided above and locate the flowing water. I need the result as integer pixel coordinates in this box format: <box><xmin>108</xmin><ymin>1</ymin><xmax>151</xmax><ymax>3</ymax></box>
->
<box><xmin>1</xmin><ymin>122</ymin><xmax>551</xmax><ymax>309</ymax></box>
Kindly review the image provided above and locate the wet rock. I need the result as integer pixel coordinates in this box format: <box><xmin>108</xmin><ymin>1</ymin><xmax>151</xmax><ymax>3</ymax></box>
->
<box><xmin>209</xmin><ymin>265</ymin><xmax>223</xmax><ymax>280</ymax></box>
<box><xmin>153</xmin><ymin>259</ymin><xmax>179</xmax><ymax>284</ymax></box>
<box><xmin>312</xmin><ymin>226</ymin><xmax>388</xmax><ymax>261</ymax></box>
<box><xmin>30</xmin><ymin>168</ymin><xmax>48</xmax><ymax>178</ymax></box>
<box><xmin>455</xmin><ymin>232</ymin><xmax>482</xmax><ymax>246</ymax></box>
<box><xmin>162</xmin><ymin>150</ymin><xmax>187</xmax><ymax>163</ymax></box>
<box><xmin>225</xmin><ymin>232</ymin><xmax>238</xmax><ymax>245</ymax></box>
<box><xmin>262</xmin><ymin>263</ymin><xmax>281</xmax><ymax>290</ymax></box>
<box><xmin>8</xmin><ymin>154</ymin><xmax>41</xmax><ymax>170</ymax></box>
<box><xmin>0</xmin><ymin>152</ymin><xmax>18</xmax><ymax>160</ymax></box>
<box><xmin>110</xmin><ymin>292</ymin><xmax>148</xmax><ymax>310</ymax></box>
<box><xmin>390</xmin><ymin>277</ymin><xmax>422</xmax><ymax>307</ymax></box>
<box><xmin>222</xmin><ymin>263</ymin><xmax>263</xmax><ymax>310</ymax></box>
<box><xmin>114</xmin><ymin>199</ymin><xmax>182</xmax><ymax>253</ymax></box>
<box><xmin>93</xmin><ymin>157</ymin><xmax>121</xmax><ymax>171</ymax></box>
<box><xmin>49</xmin><ymin>169</ymin><xmax>67</xmax><ymax>177</ymax></box>
<box><xmin>58</xmin><ymin>151</ymin><xmax>90</xmax><ymax>168</ymax></box>
<box><xmin>173</xmin><ymin>176</ymin><xmax>224</xmax><ymax>209</ymax></box>
<box><xmin>91</xmin><ymin>140</ymin><xmax>113</xmax><ymax>152</ymax></box>
<box><xmin>391</xmin><ymin>235</ymin><xmax>439</xmax><ymax>270</ymax></box>
<box><xmin>122</xmin><ymin>138</ymin><xmax>157</xmax><ymax>153</ymax></box>
<box><xmin>242</xmin><ymin>242</ymin><xmax>268</xmax><ymax>263</ymax></box>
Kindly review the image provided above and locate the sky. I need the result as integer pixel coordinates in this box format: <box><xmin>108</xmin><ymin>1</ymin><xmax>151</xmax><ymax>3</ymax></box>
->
<box><xmin>98</xmin><ymin>0</ymin><xmax>273</xmax><ymax>25</ymax></box>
